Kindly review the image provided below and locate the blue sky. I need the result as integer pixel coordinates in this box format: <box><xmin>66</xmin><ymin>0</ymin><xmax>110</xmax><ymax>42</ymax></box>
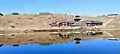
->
<box><xmin>0</xmin><ymin>0</ymin><xmax>120</xmax><ymax>15</ymax></box>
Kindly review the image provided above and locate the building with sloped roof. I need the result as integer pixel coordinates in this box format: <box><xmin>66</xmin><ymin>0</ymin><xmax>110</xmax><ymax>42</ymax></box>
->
<box><xmin>0</xmin><ymin>13</ymin><xmax>3</xmax><ymax>16</ymax></box>
<box><xmin>106</xmin><ymin>14</ymin><xmax>119</xmax><ymax>18</ymax></box>
<box><xmin>11</xmin><ymin>12</ymin><xmax>19</xmax><ymax>15</ymax></box>
<box><xmin>82</xmin><ymin>20</ymin><xmax>103</xmax><ymax>29</ymax></box>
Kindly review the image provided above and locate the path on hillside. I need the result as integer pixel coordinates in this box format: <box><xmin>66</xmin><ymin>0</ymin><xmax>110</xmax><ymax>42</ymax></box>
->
<box><xmin>103</xmin><ymin>18</ymin><xmax>114</xmax><ymax>27</ymax></box>
<box><xmin>103</xmin><ymin>31</ymin><xmax>114</xmax><ymax>37</ymax></box>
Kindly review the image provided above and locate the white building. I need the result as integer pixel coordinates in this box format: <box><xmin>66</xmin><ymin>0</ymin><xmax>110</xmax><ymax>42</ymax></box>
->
<box><xmin>106</xmin><ymin>14</ymin><xmax>119</xmax><ymax>18</ymax></box>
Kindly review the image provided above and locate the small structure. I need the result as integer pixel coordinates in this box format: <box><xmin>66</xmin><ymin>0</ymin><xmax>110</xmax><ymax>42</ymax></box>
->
<box><xmin>49</xmin><ymin>16</ymin><xmax>83</xmax><ymax>27</ymax></box>
<box><xmin>83</xmin><ymin>20</ymin><xmax>102</xmax><ymax>29</ymax></box>
<box><xmin>74</xmin><ymin>18</ymin><xmax>81</xmax><ymax>22</ymax></box>
<box><xmin>49</xmin><ymin>21</ymin><xmax>60</xmax><ymax>27</ymax></box>
<box><xmin>49</xmin><ymin>21</ymin><xmax>74</xmax><ymax>27</ymax></box>
<box><xmin>49</xmin><ymin>18</ymin><xmax>83</xmax><ymax>27</ymax></box>
<box><xmin>106</xmin><ymin>14</ymin><xmax>119</xmax><ymax>18</ymax></box>
<box><xmin>59</xmin><ymin>20</ymin><xmax>74</xmax><ymax>26</ymax></box>
<box><xmin>0</xmin><ymin>13</ymin><xmax>3</xmax><ymax>16</ymax></box>
<box><xmin>74</xmin><ymin>15</ymin><xmax>81</xmax><ymax>22</ymax></box>
<box><xmin>49</xmin><ymin>17</ymin><xmax>76</xmax><ymax>27</ymax></box>
<box><xmin>11</xmin><ymin>12</ymin><xmax>19</xmax><ymax>15</ymax></box>
<box><xmin>75</xmin><ymin>15</ymin><xmax>80</xmax><ymax>17</ymax></box>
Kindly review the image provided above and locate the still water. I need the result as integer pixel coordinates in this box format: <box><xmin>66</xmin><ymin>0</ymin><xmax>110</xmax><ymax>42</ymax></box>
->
<box><xmin>0</xmin><ymin>39</ymin><xmax>120</xmax><ymax>54</ymax></box>
<box><xmin>0</xmin><ymin>32</ymin><xmax>120</xmax><ymax>54</ymax></box>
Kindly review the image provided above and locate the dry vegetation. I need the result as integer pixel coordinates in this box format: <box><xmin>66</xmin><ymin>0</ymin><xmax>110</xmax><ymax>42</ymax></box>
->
<box><xmin>0</xmin><ymin>13</ymin><xmax>120</xmax><ymax>45</ymax></box>
<box><xmin>0</xmin><ymin>14</ymin><xmax>73</xmax><ymax>31</ymax></box>
<box><xmin>1</xmin><ymin>13</ymin><xmax>120</xmax><ymax>37</ymax></box>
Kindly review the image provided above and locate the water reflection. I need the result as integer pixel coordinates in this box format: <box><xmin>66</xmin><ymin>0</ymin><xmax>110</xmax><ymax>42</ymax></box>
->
<box><xmin>12</xmin><ymin>44</ymin><xmax>19</xmax><ymax>47</ymax></box>
<box><xmin>0</xmin><ymin>30</ymin><xmax>120</xmax><ymax>47</ymax></box>
<box><xmin>0</xmin><ymin>32</ymin><xmax>103</xmax><ymax>47</ymax></box>
<box><xmin>0</xmin><ymin>31</ymin><xmax>120</xmax><ymax>54</ymax></box>
<box><xmin>0</xmin><ymin>44</ymin><xmax>3</xmax><ymax>47</ymax></box>
<box><xmin>74</xmin><ymin>38</ymin><xmax>81</xmax><ymax>45</ymax></box>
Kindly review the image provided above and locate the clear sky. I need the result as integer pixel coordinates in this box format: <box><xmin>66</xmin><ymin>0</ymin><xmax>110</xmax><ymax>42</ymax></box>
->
<box><xmin>0</xmin><ymin>0</ymin><xmax>120</xmax><ymax>16</ymax></box>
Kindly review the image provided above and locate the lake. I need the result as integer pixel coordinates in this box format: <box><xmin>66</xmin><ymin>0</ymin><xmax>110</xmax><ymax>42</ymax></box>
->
<box><xmin>0</xmin><ymin>32</ymin><xmax>120</xmax><ymax>54</ymax></box>
<box><xmin>0</xmin><ymin>38</ymin><xmax>120</xmax><ymax>54</ymax></box>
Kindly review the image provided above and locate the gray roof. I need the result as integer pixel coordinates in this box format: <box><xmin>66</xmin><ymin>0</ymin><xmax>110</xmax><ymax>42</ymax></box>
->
<box><xmin>85</xmin><ymin>20</ymin><xmax>102</xmax><ymax>23</ymax></box>
<box><xmin>107</xmin><ymin>14</ymin><xmax>119</xmax><ymax>16</ymax></box>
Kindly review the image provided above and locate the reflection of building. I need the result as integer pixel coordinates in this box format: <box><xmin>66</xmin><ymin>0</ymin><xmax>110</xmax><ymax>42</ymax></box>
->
<box><xmin>108</xmin><ymin>38</ymin><xmax>120</xmax><ymax>41</ymax></box>
<box><xmin>74</xmin><ymin>38</ymin><xmax>81</xmax><ymax>45</ymax></box>
<box><xmin>12</xmin><ymin>44</ymin><xmax>19</xmax><ymax>47</ymax></box>
<box><xmin>0</xmin><ymin>32</ymin><xmax>103</xmax><ymax>46</ymax></box>
<box><xmin>49</xmin><ymin>21</ymin><xmax>74</xmax><ymax>27</ymax></box>
<box><xmin>39</xmin><ymin>43</ymin><xmax>53</xmax><ymax>46</ymax></box>
<box><xmin>0</xmin><ymin>44</ymin><xmax>3</xmax><ymax>47</ymax></box>
<box><xmin>86</xmin><ymin>32</ymin><xmax>103</xmax><ymax>36</ymax></box>
<box><xmin>74</xmin><ymin>15</ymin><xmax>81</xmax><ymax>22</ymax></box>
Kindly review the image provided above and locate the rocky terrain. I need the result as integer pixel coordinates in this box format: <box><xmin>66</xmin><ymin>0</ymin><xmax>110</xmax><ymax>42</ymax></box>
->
<box><xmin>1</xmin><ymin>13</ymin><xmax>120</xmax><ymax>30</ymax></box>
<box><xmin>1</xmin><ymin>13</ymin><xmax>120</xmax><ymax>38</ymax></box>
<box><xmin>0</xmin><ymin>13</ymin><xmax>120</xmax><ymax>46</ymax></box>
<box><xmin>0</xmin><ymin>14</ymin><xmax>74</xmax><ymax>32</ymax></box>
